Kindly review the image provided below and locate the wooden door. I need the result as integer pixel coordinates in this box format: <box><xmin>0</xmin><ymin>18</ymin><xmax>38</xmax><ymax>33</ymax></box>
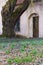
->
<box><xmin>33</xmin><ymin>16</ymin><xmax>39</xmax><ymax>37</ymax></box>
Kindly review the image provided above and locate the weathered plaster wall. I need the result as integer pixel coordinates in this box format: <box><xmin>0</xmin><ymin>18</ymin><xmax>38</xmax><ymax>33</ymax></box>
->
<box><xmin>16</xmin><ymin>3</ymin><xmax>43</xmax><ymax>38</ymax></box>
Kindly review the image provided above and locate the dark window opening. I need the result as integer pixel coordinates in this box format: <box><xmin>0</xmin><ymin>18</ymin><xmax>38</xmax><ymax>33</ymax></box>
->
<box><xmin>15</xmin><ymin>18</ymin><xmax>20</xmax><ymax>31</ymax></box>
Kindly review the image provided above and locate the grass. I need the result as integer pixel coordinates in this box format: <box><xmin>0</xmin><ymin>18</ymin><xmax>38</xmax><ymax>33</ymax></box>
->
<box><xmin>5</xmin><ymin>50</ymin><xmax>10</xmax><ymax>54</ymax></box>
<box><xmin>0</xmin><ymin>38</ymin><xmax>43</xmax><ymax>64</ymax></box>
<box><xmin>30</xmin><ymin>49</ymin><xmax>38</xmax><ymax>56</ymax></box>
<box><xmin>7</xmin><ymin>55</ymin><xmax>32</xmax><ymax>64</ymax></box>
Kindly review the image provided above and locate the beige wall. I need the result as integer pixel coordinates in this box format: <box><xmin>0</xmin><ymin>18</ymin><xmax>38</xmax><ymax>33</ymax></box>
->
<box><xmin>16</xmin><ymin>3</ymin><xmax>43</xmax><ymax>38</ymax></box>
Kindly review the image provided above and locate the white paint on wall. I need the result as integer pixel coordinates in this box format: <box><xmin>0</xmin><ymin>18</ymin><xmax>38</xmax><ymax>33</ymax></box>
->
<box><xmin>16</xmin><ymin>2</ymin><xmax>43</xmax><ymax>38</ymax></box>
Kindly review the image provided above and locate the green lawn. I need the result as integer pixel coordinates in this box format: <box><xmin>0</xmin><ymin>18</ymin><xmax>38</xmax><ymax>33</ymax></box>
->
<box><xmin>0</xmin><ymin>38</ymin><xmax>43</xmax><ymax>49</ymax></box>
<box><xmin>0</xmin><ymin>38</ymin><xmax>43</xmax><ymax>64</ymax></box>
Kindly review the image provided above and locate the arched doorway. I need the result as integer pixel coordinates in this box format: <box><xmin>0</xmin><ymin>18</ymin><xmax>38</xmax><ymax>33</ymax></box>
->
<box><xmin>29</xmin><ymin>13</ymin><xmax>39</xmax><ymax>38</ymax></box>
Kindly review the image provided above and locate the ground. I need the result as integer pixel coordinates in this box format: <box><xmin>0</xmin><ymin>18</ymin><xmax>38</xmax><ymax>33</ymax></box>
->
<box><xmin>0</xmin><ymin>38</ymin><xmax>43</xmax><ymax>65</ymax></box>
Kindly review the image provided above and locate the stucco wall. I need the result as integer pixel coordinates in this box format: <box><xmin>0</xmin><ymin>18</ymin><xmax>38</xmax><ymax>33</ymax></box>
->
<box><xmin>16</xmin><ymin>2</ymin><xmax>43</xmax><ymax>38</ymax></box>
